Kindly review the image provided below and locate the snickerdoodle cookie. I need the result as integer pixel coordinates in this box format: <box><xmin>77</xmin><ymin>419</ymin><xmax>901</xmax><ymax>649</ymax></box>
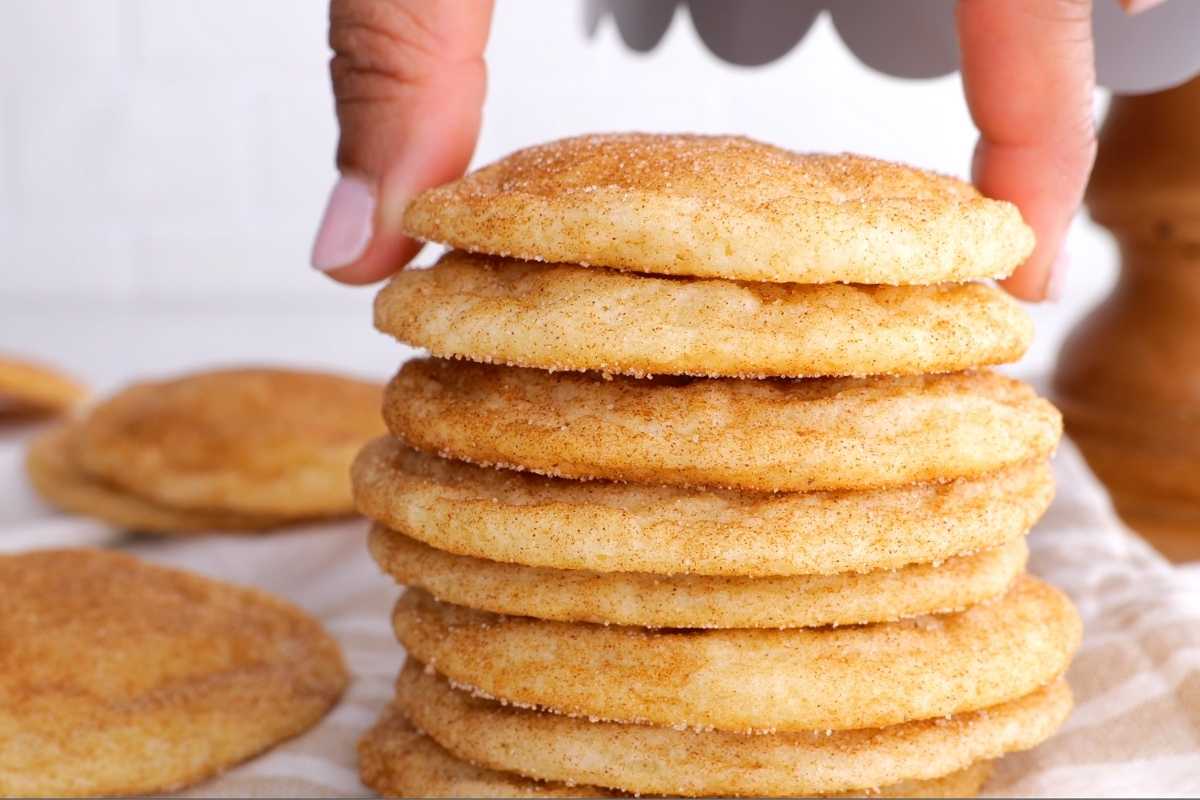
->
<box><xmin>385</xmin><ymin>359</ymin><xmax>1061</xmax><ymax>492</ymax></box>
<box><xmin>73</xmin><ymin>367</ymin><xmax>384</xmax><ymax>517</ymax></box>
<box><xmin>0</xmin><ymin>355</ymin><xmax>86</xmax><ymax>416</ymax></box>
<box><xmin>353</xmin><ymin>437</ymin><xmax>1051</xmax><ymax>576</ymax></box>
<box><xmin>392</xmin><ymin>660</ymin><xmax>1068</xmax><ymax>797</ymax></box>
<box><xmin>402</xmin><ymin>134</ymin><xmax>1034</xmax><ymax>285</ymax></box>
<box><xmin>0</xmin><ymin>548</ymin><xmax>347</xmax><ymax>797</ymax></box>
<box><xmin>359</xmin><ymin>700</ymin><xmax>997</xmax><ymax>798</ymax></box>
<box><xmin>375</xmin><ymin>252</ymin><xmax>1032</xmax><ymax>378</ymax></box>
<box><xmin>392</xmin><ymin>577</ymin><xmax>1079</xmax><ymax>733</ymax></box>
<box><xmin>369</xmin><ymin>525</ymin><xmax>1027</xmax><ymax>629</ymax></box>
<box><xmin>27</xmin><ymin>425</ymin><xmax>285</xmax><ymax>533</ymax></box>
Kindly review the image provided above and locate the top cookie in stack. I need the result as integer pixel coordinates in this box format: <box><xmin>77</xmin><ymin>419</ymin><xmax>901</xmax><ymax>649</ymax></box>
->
<box><xmin>403</xmin><ymin>134</ymin><xmax>1032</xmax><ymax>285</ymax></box>
<box><xmin>357</xmin><ymin>134</ymin><xmax>1077</xmax><ymax>799</ymax></box>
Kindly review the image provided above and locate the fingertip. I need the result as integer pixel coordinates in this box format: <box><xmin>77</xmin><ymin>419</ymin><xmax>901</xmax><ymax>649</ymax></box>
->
<box><xmin>1000</xmin><ymin>234</ymin><xmax>1070</xmax><ymax>302</ymax></box>
<box><xmin>321</xmin><ymin>0</ymin><xmax>490</xmax><ymax>287</ymax></box>
<box><xmin>320</xmin><ymin>261</ymin><xmax>389</xmax><ymax>286</ymax></box>
<box><xmin>971</xmin><ymin>137</ymin><xmax>1088</xmax><ymax>304</ymax></box>
<box><xmin>312</xmin><ymin>161</ymin><xmax>430</xmax><ymax>285</ymax></box>
<box><xmin>1044</xmin><ymin>249</ymin><xmax>1070</xmax><ymax>302</ymax></box>
<box><xmin>1000</xmin><ymin>262</ymin><xmax>1051</xmax><ymax>302</ymax></box>
<box><xmin>319</xmin><ymin>232</ymin><xmax>424</xmax><ymax>286</ymax></box>
<box><xmin>311</xmin><ymin>175</ymin><xmax>376</xmax><ymax>273</ymax></box>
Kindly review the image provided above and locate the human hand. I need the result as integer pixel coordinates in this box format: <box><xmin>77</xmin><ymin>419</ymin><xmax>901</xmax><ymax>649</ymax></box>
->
<box><xmin>959</xmin><ymin>0</ymin><xmax>1163</xmax><ymax>300</ymax></box>
<box><xmin>312</xmin><ymin>0</ymin><xmax>1159</xmax><ymax>301</ymax></box>
<box><xmin>311</xmin><ymin>0</ymin><xmax>494</xmax><ymax>285</ymax></box>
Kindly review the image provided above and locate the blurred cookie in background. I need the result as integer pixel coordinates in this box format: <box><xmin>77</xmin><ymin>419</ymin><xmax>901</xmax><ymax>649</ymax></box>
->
<box><xmin>0</xmin><ymin>355</ymin><xmax>87</xmax><ymax>420</ymax></box>
<box><xmin>0</xmin><ymin>547</ymin><xmax>348</xmax><ymax>797</ymax></box>
<box><xmin>26</xmin><ymin>367</ymin><xmax>384</xmax><ymax>534</ymax></box>
<box><xmin>26</xmin><ymin>425</ymin><xmax>284</xmax><ymax>534</ymax></box>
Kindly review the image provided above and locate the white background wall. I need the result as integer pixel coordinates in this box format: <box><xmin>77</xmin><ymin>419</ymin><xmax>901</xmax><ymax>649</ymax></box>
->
<box><xmin>0</xmin><ymin>0</ymin><xmax>1117</xmax><ymax>380</ymax></box>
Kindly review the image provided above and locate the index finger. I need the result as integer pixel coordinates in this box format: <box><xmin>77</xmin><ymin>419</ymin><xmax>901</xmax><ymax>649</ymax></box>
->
<box><xmin>957</xmin><ymin>0</ymin><xmax>1099</xmax><ymax>301</ymax></box>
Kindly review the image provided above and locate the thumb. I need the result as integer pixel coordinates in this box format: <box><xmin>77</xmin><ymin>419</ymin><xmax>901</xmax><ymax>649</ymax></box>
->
<box><xmin>313</xmin><ymin>0</ymin><xmax>493</xmax><ymax>284</ymax></box>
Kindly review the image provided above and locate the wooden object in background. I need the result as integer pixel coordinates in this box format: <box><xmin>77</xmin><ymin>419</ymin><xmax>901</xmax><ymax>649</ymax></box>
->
<box><xmin>1055</xmin><ymin>76</ymin><xmax>1200</xmax><ymax>563</ymax></box>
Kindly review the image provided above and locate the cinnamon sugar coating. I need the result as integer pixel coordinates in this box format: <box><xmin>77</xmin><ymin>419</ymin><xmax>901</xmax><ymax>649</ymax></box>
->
<box><xmin>353</xmin><ymin>438</ymin><xmax>1052</xmax><ymax>577</ymax></box>
<box><xmin>384</xmin><ymin>359</ymin><xmax>1062</xmax><ymax>492</ymax></box>
<box><xmin>0</xmin><ymin>354</ymin><xmax>87</xmax><ymax>415</ymax></box>
<box><xmin>369</xmin><ymin>524</ymin><xmax>1027</xmax><ymax>629</ymax></box>
<box><xmin>374</xmin><ymin>252</ymin><xmax>1033</xmax><ymax>378</ymax></box>
<box><xmin>391</xmin><ymin>577</ymin><xmax>1080</xmax><ymax>733</ymax></box>
<box><xmin>74</xmin><ymin>367</ymin><xmax>385</xmax><ymax>517</ymax></box>
<box><xmin>391</xmin><ymin>660</ymin><xmax>1066</xmax><ymax>797</ymax></box>
<box><xmin>26</xmin><ymin>424</ymin><xmax>288</xmax><ymax>533</ymax></box>
<box><xmin>0</xmin><ymin>549</ymin><xmax>347</xmax><ymax>796</ymax></box>
<box><xmin>402</xmin><ymin>134</ymin><xmax>1034</xmax><ymax>285</ymax></box>
<box><xmin>359</xmin><ymin>700</ymin><xmax>996</xmax><ymax>798</ymax></box>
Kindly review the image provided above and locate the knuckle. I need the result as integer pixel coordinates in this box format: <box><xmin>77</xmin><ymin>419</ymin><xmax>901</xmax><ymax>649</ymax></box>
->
<box><xmin>328</xmin><ymin>0</ymin><xmax>447</xmax><ymax>102</ymax></box>
<box><xmin>1034</xmin><ymin>0</ymin><xmax>1095</xmax><ymax>25</ymax></box>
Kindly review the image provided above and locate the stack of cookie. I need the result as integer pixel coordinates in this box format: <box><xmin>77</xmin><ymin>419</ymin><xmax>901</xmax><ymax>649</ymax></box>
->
<box><xmin>355</xmin><ymin>134</ymin><xmax>1081</xmax><ymax>797</ymax></box>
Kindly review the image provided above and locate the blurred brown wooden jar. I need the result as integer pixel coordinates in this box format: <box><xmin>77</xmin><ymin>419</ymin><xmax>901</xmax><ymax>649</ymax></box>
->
<box><xmin>1055</xmin><ymin>76</ymin><xmax>1200</xmax><ymax>563</ymax></box>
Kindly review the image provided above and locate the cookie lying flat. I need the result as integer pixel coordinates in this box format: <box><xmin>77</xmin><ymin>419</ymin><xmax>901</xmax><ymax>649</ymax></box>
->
<box><xmin>359</xmin><ymin>702</ymin><xmax>995</xmax><ymax>799</ymax></box>
<box><xmin>385</xmin><ymin>359</ymin><xmax>1062</xmax><ymax>492</ymax></box>
<box><xmin>0</xmin><ymin>355</ymin><xmax>86</xmax><ymax>416</ymax></box>
<box><xmin>353</xmin><ymin>438</ymin><xmax>1052</xmax><ymax>576</ymax></box>
<box><xmin>74</xmin><ymin>367</ymin><xmax>385</xmax><ymax>517</ymax></box>
<box><xmin>376</xmin><ymin>253</ymin><xmax>1033</xmax><ymax>378</ymax></box>
<box><xmin>27</xmin><ymin>425</ymin><xmax>286</xmax><ymax>533</ymax></box>
<box><xmin>369</xmin><ymin>525</ymin><xmax>1027</xmax><ymax>628</ymax></box>
<box><xmin>394</xmin><ymin>660</ymin><xmax>1067</xmax><ymax>797</ymax></box>
<box><xmin>402</xmin><ymin>134</ymin><xmax>1034</xmax><ymax>285</ymax></box>
<box><xmin>0</xmin><ymin>548</ymin><xmax>347</xmax><ymax>797</ymax></box>
<box><xmin>393</xmin><ymin>577</ymin><xmax>1079</xmax><ymax>733</ymax></box>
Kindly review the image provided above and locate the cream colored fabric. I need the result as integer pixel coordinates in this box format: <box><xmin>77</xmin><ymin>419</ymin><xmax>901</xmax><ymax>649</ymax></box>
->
<box><xmin>3</xmin><ymin>426</ymin><xmax>1199</xmax><ymax>797</ymax></box>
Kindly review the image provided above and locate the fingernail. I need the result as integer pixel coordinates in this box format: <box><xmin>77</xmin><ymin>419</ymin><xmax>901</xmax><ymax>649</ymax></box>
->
<box><xmin>311</xmin><ymin>175</ymin><xmax>375</xmax><ymax>271</ymax></box>
<box><xmin>1045</xmin><ymin>250</ymin><xmax>1070</xmax><ymax>302</ymax></box>
<box><xmin>1120</xmin><ymin>0</ymin><xmax>1165</xmax><ymax>14</ymax></box>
